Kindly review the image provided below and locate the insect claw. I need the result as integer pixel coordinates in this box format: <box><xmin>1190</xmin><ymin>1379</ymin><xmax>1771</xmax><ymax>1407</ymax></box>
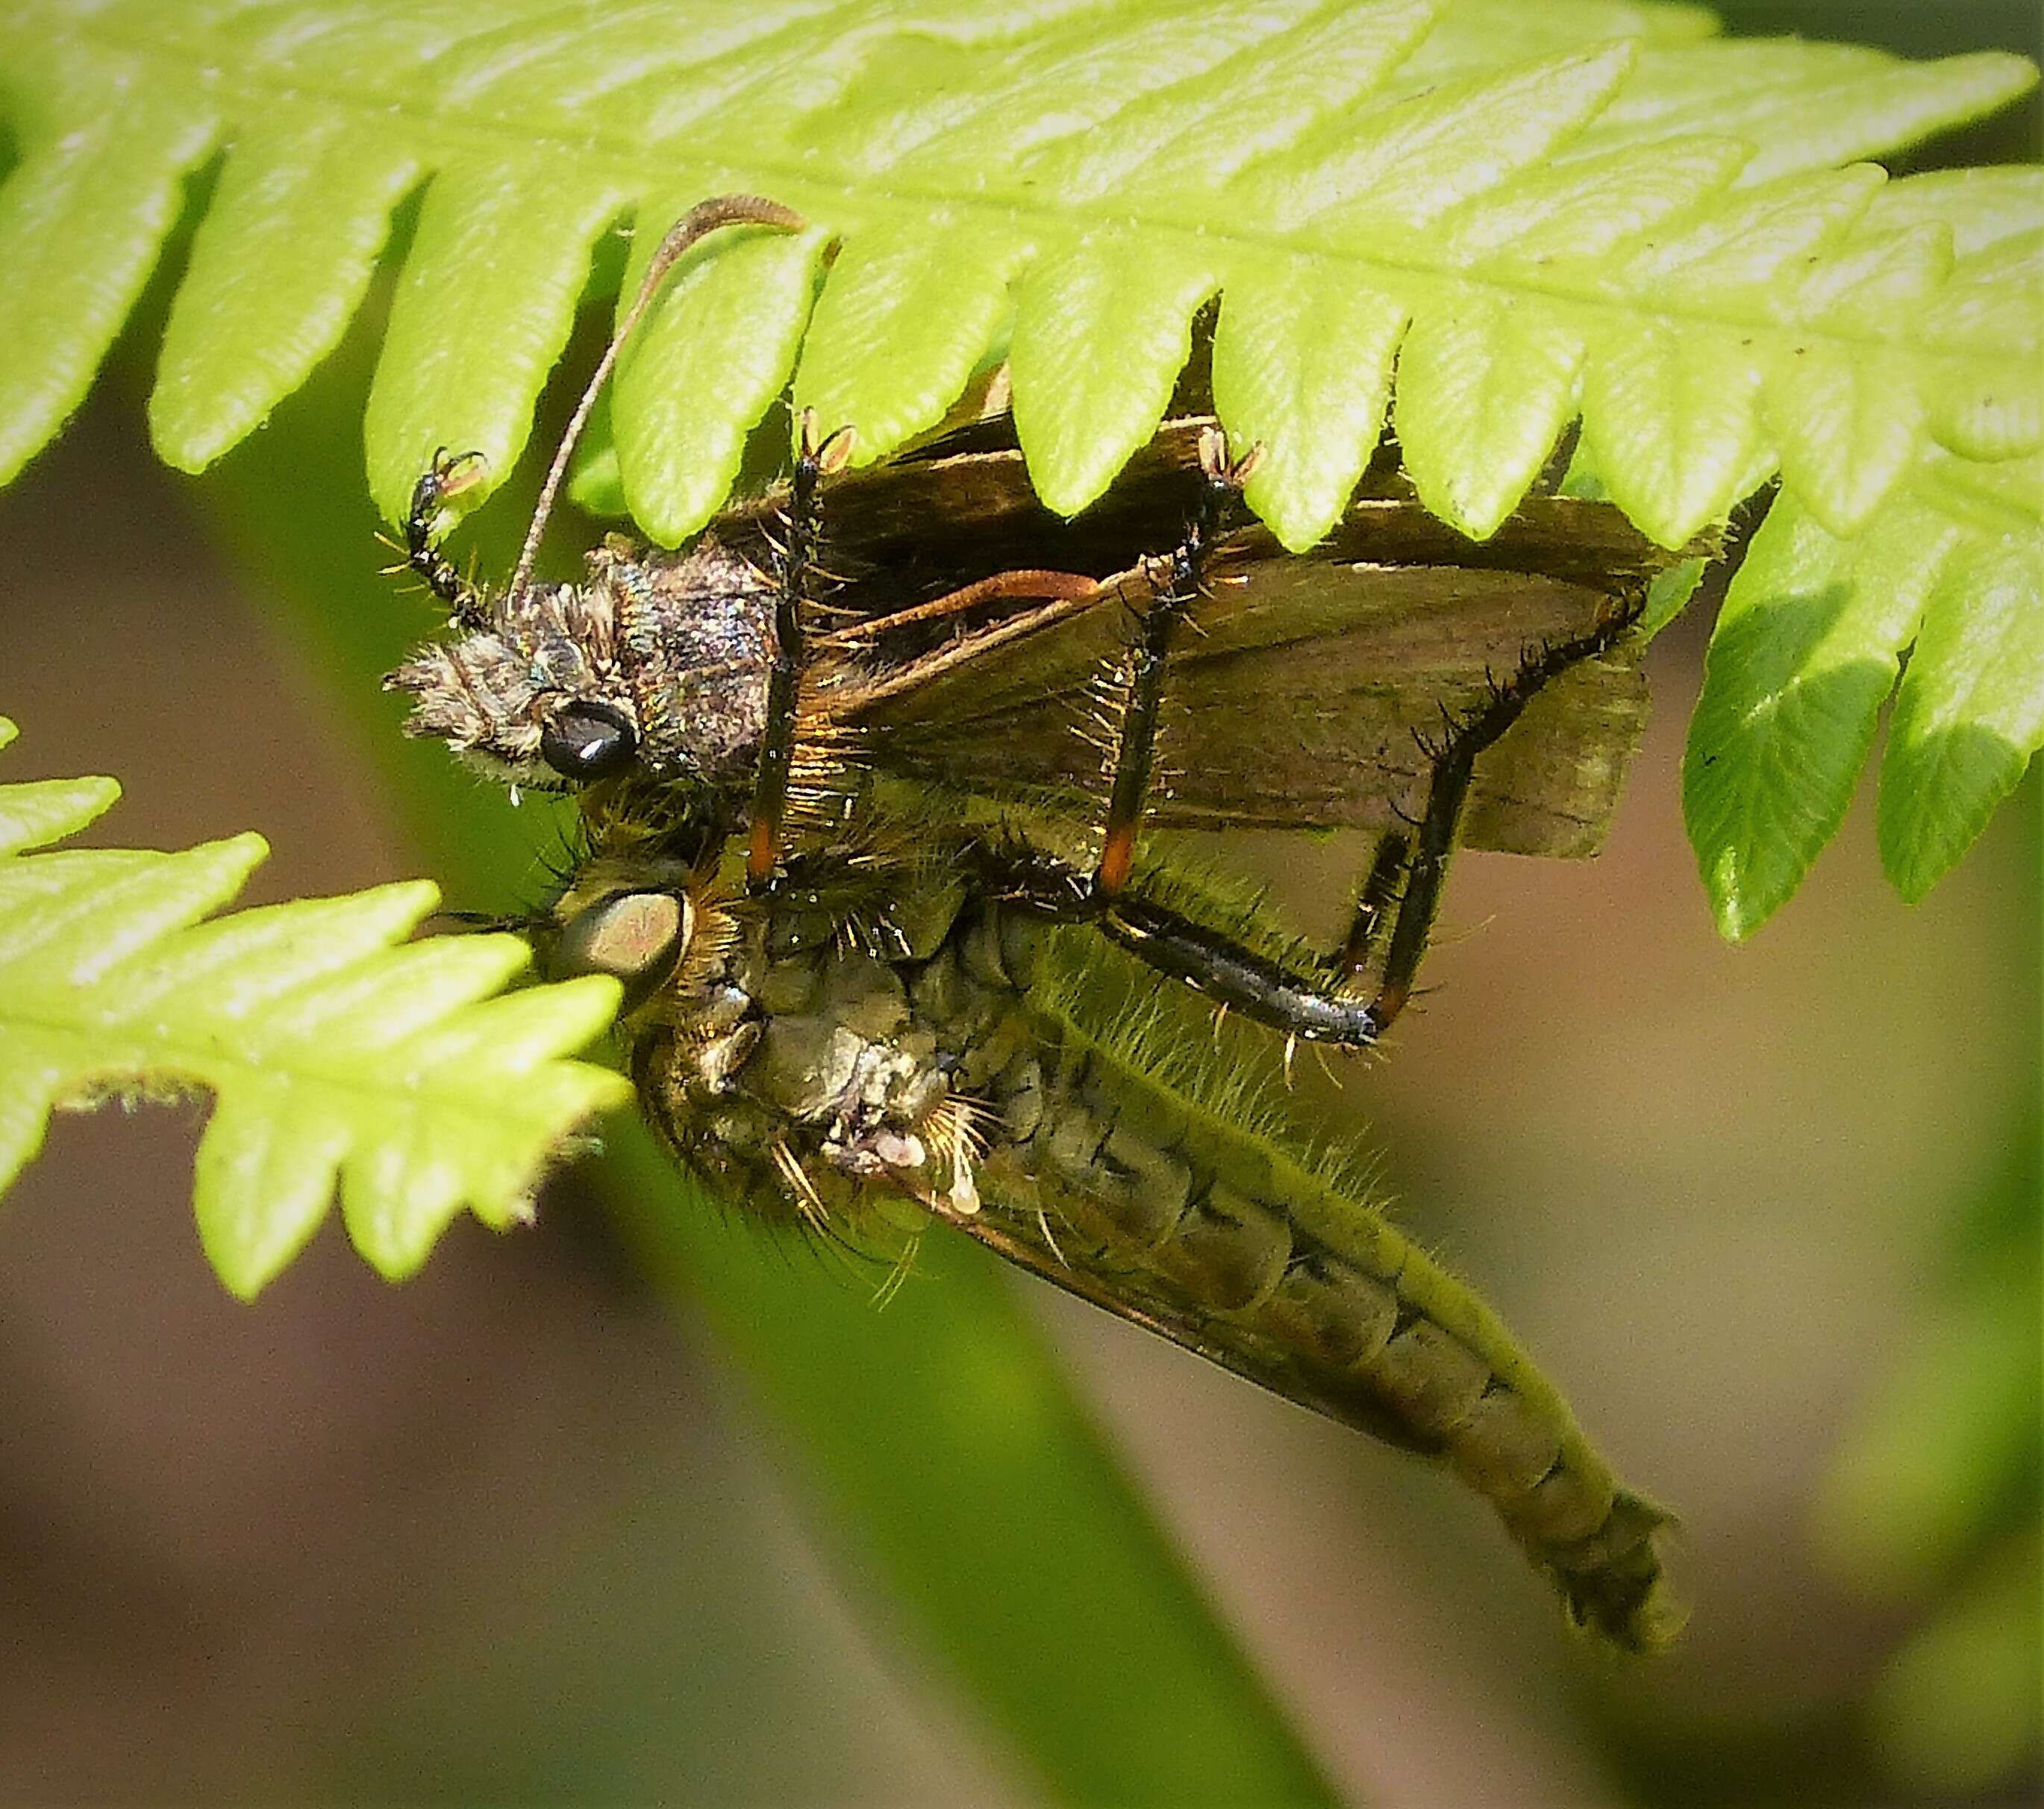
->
<box><xmin>434</xmin><ymin>449</ymin><xmax>490</xmax><ymax>499</ymax></box>
<box><xmin>795</xmin><ymin>410</ymin><xmax>857</xmax><ymax>476</ymax></box>
<box><xmin>1195</xmin><ymin>426</ymin><xmax>1265</xmax><ymax>493</ymax></box>
<box><xmin>818</xmin><ymin>425</ymin><xmax>857</xmax><ymax>475</ymax></box>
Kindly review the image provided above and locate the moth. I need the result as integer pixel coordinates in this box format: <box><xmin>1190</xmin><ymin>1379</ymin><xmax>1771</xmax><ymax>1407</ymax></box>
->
<box><xmin>387</xmin><ymin>198</ymin><xmax>1690</xmax><ymax>1646</ymax></box>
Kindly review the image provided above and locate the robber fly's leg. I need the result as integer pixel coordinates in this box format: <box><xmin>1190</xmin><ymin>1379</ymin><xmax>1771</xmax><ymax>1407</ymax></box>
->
<box><xmin>1331</xmin><ymin>831</ymin><xmax>1413</xmax><ymax>979</ymax></box>
<box><xmin>1340</xmin><ymin>588</ymin><xmax>1649</xmax><ymax>1033</ymax></box>
<box><xmin>748</xmin><ymin>410</ymin><xmax>856</xmax><ymax>886</ymax></box>
<box><xmin>404</xmin><ymin>449</ymin><xmax>490</xmax><ymax>625</ymax></box>
<box><xmin>981</xmin><ymin>587</ymin><xmax>1645</xmax><ymax>1049</ymax></box>
<box><xmin>1093</xmin><ymin>427</ymin><xmax>1262</xmax><ymax>898</ymax></box>
<box><xmin>977</xmin><ymin>846</ymin><xmax>1385</xmax><ymax>1046</ymax></box>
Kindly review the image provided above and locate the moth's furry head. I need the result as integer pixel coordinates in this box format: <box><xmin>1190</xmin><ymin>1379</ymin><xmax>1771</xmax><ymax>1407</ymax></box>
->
<box><xmin>386</xmin><ymin>537</ymin><xmax>778</xmax><ymax>794</ymax></box>
<box><xmin>386</xmin><ymin>578</ymin><xmax>627</xmax><ymax>789</ymax></box>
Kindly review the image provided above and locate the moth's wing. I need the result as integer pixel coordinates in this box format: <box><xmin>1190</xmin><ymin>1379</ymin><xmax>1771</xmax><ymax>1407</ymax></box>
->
<box><xmin>734</xmin><ymin>408</ymin><xmax>1205</xmax><ymax>597</ymax></box>
<box><xmin>849</xmin><ymin>499</ymin><xmax>1672</xmax><ymax>859</ymax></box>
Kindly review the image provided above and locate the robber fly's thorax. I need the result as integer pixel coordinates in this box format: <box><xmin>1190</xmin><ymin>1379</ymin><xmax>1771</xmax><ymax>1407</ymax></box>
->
<box><xmin>543</xmin><ymin>832</ymin><xmax>970</xmax><ymax>1230</ymax></box>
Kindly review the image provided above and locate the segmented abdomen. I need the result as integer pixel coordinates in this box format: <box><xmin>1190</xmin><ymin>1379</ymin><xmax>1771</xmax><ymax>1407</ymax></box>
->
<box><xmin>639</xmin><ymin>866</ymin><xmax>1680</xmax><ymax>1650</ymax></box>
<box><xmin>908</xmin><ymin>896</ymin><xmax>1679</xmax><ymax>1652</ymax></box>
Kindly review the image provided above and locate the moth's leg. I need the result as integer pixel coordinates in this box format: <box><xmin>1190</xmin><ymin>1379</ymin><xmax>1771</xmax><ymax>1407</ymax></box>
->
<box><xmin>816</xmin><ymin>567</ymin><xmax>1101</xmax><ymax>647</ymax></box>
<box><xmin>1093</xmin><ymin>427</ymin><xmax>1261</xmax><ymax>897</ymax></box>
<box><xmin>1333</xmin><ymin>589</ymin><xmax>1648</xmax><ymax>1032</ymax></box>
<box><xmin>403</xmin><ymin>449</ymin><xmax>490</xmax><ymax>625</ymax></box>
<box><xmin>748</xmin><ymin>410</ymin><xmax>856</xmax><ymax>885</ymax></box>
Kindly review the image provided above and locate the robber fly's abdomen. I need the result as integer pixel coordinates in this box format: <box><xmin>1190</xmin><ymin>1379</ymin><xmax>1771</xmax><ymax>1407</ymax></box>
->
<box><xmin>993</xmin><ymin>1066</ymin><xmax>1675</xmax><ymax>1648</ymax></box>
<box><xmin>903</xmin><ymin>896</ymin><xmax>1681</xmax><ymax>1652</ymax></box>
<box><xmin>629</xmin><ymin>858</ymin><xmax>1678</xmax><ymax>1649</ymax></box>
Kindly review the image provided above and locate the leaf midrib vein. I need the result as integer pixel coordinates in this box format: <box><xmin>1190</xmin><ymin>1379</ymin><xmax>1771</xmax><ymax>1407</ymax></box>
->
<box><xmin>37</xmin><ymin>13</ymin><xmax>2030</xmax><ymax>372</ymax></box>
<box><xmin>1</xmin><ymin>997</ymin><xmax>622</xmax><ymax>1125</ymax></box>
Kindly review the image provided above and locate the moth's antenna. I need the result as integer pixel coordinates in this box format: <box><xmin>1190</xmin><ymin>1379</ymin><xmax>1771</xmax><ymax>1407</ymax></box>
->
<box><xmin>509</xmin><ymin>194</ymin><xmax>807</xmax><ymax>602</ymax></box>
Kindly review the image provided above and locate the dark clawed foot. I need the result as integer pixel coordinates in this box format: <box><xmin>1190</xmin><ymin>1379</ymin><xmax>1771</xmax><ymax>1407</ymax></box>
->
<box><xmin>408</xmin><ymin>449</ymin><xmax>489</xmax><ymax>540</ymax></box>
<box><xmin>1196</xmin><ymin>425</ymin><xmax>1266</xmax><ymax>495</ymax></box>
<box><xmin>423</xmin><ymin>446</ymin><xmax>488</xmax><ymax>506</ymax></box>
<box><xmin>796</xmin><ymin>407</ymin><xmax>857</xmax><ymax>478</ymax></box>
<box><xmin>404</xmin><ymin>449</ymin><xmax>492</xmax><ymax>618</ymax></box>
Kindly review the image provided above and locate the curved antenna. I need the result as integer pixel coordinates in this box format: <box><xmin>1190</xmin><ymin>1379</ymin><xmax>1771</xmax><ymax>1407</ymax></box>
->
<box><xmin>508</xmin><ymin>193</ymin><xmax>807</xmax><ymax>601</ymax></box>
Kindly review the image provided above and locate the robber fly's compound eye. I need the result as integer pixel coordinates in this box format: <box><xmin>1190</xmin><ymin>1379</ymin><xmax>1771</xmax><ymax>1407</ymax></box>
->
<box><xmin>552</xmin><ymin>890</ymin><xmax>692</xmax><ymax>1009</ymax></box>
<box><xmin>540</xmin><ymin>699</ymin><xmax>639</xmax><ymax>782</ymax></box>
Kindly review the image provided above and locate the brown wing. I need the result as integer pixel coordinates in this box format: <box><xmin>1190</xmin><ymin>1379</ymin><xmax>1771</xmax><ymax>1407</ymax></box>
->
<box><xmin>861</xmin><ymin>529</ymin><xmax>1648</xmax><ymax>857</ymax></box>
<box><xmin>790</xmin><ymin>417</ymin><xmax>1688</xmax><ymax>858</ymax></box>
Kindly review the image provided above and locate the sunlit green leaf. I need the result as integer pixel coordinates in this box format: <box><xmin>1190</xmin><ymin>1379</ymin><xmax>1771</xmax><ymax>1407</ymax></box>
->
<box><xmin>0</xmin><ymin>0</ymin><xmax>2031</xmax><ymax>545</ymax></box>
<box><xmin>0</xmin><ymin>716</ymin><xmax>630</xmax><ymax>1296</ymax></box>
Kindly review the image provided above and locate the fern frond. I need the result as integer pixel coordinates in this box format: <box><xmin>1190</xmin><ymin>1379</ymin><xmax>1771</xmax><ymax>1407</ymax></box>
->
<box><xmin>0</xmin><ymin>0</ymin><xmax>2036</xmax><ymax>934</ymax></box>
<box><xmin>1684</xmin><ymin>438</ymin><xmax>2042</xmax><ymax>937</ymax></box>
<box><xmin>0</xmin><ymin>716</ymin><xmax>631</xmax><ymax>1297</ymax></box>
<box><xmin>0</xmin><ymin>1</ymin><xmax>2025</xmax><ymax>537</ymax></box>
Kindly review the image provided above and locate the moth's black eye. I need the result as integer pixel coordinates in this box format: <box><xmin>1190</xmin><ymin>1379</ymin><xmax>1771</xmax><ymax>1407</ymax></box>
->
<box><xmin>540</xmin><ymin>699</ymin><xmax>637</xmax><ymax>781</ymax></box>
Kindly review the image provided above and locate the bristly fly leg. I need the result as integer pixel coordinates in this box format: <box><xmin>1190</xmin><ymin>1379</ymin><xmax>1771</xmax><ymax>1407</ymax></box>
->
<box><xmin>972</xmin><ymin>843</ymin><xmax>1387</xmax><ymax>1046</ymax></box>
<box><xmin>1092</xmin><ymin>425</ymin><xmax>1262</xmax><ymax>899</ymax></box>
<box><xmin>1332</xmin><ymin>587</ymin><xmax>1648</xmax><ymax>1034</ymax></box>
<box><xmin>980</xmin><ymin>586</ymin><xmax>1646</xmax><ymax>1049</ymax></box>
<box><xmin>1334</xmin><ymin>831</ymin><xmax>1413</xmax><ymax>981</ymax></box>
<box><xmin>748</xmin><ymin>408</ymin><xmax>855</xmax><ymax>886</ymax></box>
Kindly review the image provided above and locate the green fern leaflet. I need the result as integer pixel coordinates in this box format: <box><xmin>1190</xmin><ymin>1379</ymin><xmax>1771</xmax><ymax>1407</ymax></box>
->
<box><xmin>0</xmin><ymin>717</ymin><xmax>632</xmax><ymax>1297</ymax></box>
<box><xmin>0</xmin><ymin>0</ymin><xmax>2036</xmax><ymax>941</ymax></box>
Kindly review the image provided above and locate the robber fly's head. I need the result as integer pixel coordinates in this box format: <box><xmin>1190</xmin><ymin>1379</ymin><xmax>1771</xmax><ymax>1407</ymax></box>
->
<box><xmin>384</xmin><ymin>575</ymin><xmax>648</xmax><ymax>790</ymax></box>
<box><xmin>547</xmin><ymin>872</ymin><xmax>695</xmax><ymax>1013</ymax></box>
<box><xmin>539</xmin><ymin>787</ymin><xmax>734</xmax><ymax>1013</ymax></box>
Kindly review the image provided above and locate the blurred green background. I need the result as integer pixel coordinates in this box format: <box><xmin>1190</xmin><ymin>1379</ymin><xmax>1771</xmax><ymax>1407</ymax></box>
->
<box><xmin>0</xmin><ymin>3</ymin><xmax>2037</xmax><ymax>1805</ymax></box>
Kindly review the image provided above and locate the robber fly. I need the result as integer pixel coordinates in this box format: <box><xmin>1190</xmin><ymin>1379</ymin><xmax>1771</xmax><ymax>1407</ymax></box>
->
<box><xmin>387</xmin><ymin>198</ymin><xmax>1689</xmax><ymax>1646</ymax></box>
